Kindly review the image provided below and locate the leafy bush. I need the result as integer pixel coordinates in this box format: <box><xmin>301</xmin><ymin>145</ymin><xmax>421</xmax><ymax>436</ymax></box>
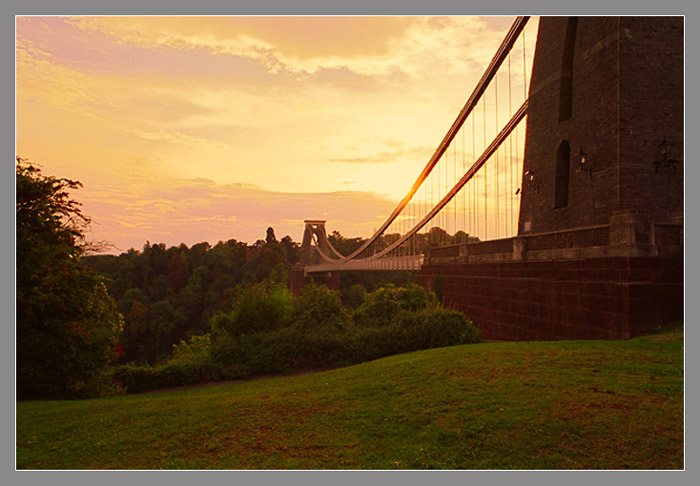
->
<box><xmin>291</xmin><ymin>283</ymin><xmax>350</xmax><ymax>331</ymax></box>
<box><xmin>111</xmin><ymin>358</ymin><xmax>250</xmax><ymax>394</ymax></box>
<box><xmin>341</xmin><ymin>326</ymin><xmax>406</xmax><ymax>363</ymax></box>
<box><xmin>111</xmin><ymin>363</ymin><xmax>160</xmax><ymax>394</ymax></box>
<box><xmin>340</xmin><ymin>308</ymin><xmax>482</xmax><ymax>364</ymax></box>
<box><xmin>342</xmin><ymin>284</ymin><xmax>367</xmax><ymax>309</ymax></box>
<box><xmin>352</xmin><ymin>283</ymin><xmax>439</xmax><ymax>328</ymax></box>
<box><xmin>210</xmin><ymin>280</ymin><xmax>292</xmax><ymax>338</ymax></box>
<box><xmin>394</xmin><ymin>307</ymin><xmax>483</xmax><ymax>349</ymax></box>
<box><xmin>273</xmin><ymin>324</ymin><xmax>348</xmax><ymax>369</ymax></box>
<box><xmin>261</xmin><ymin>284</ymin><xmax>351</xmax><ymax>369</ymax></box>
<box><xmin>112</xmin><ymin>333</ymin><xmax>256</xmax><ymax>393</ymax></box>
<box><xmin>170</xmin><ymin>334</ymin><xmax>213</xmax><ymax>366</ymax></box>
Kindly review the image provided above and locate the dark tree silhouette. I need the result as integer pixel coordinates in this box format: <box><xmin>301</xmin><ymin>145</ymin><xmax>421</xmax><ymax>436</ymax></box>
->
<box><xmin>16</xmin><ymin>158</ymin><xmax>122</xmax><ymax>399</ymax></box>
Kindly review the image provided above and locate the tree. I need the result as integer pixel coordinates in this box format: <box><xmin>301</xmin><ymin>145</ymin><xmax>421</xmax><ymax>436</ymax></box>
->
<box><xmin>167</xmin><ymin>250</ymin><xmax>188</xmax><ymax>292</ymax></box>
<box><xmin>291</xmin><ymin>282</ymin><xmax>349</xmax><ymax>331</ymax></box>
<box><xmin>16</xmin><ymin>158</ymin><xmax>123</xmax><ymax>399</ymax></box>
<box><xmin>148</xmin><ymin>300</ymin><xmax>185</xmax><ymax>362</ymax></box>
<box><xmin>210</xmin><ymin>277</ymin><xmax>292</xmax><ymax>338</ymax></box>
<box><xmin>280</xmin><ymin>235</ymin><xmax>300</xmax><ymax>266</ymax></box>
<box><xmin>328</xmin><ymin>230</ymin><xmax>365</xmax><ymax>256</ymax></box>
<box><xmin>352</xmin><ymin>283</ymin><xmax>439</xmax><ymax>328</ymax></box>
<box><xmin>265</xmin><ymin>226</ymin><xmax>277</xmax><ymax>245</ymax></box>
<box><xmin>124</xmin><ymin>300</ymin><xmax>149</xmax><ymax>361</ymax></box>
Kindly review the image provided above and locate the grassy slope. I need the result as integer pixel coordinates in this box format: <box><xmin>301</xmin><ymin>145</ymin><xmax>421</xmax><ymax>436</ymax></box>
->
<box><xmin>16</xmin><ymin>325</ymin><xmax>683</xmax><ymax>470</ymax></box>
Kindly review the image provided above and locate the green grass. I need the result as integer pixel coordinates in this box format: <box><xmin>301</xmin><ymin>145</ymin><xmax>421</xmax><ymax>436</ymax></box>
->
<box><xmin>16</xmin><ymin>324</ymin><xmax>684</xmax><ymax>470</ymax></box>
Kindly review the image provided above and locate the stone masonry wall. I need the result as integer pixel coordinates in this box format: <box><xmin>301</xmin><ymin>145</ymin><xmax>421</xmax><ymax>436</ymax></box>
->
<box><xmin>416</xmin><ymin>257</ymin><xmax>683</xmax><ymax>341</ymax></box>
<box><xmin>618</xmin><ymin>17</ymin><xmax>684</xmax><ymax>220</ymax></box>
<box><xmin>518</xmin><ymin>17</ymin><xmax>683</xmax><ymax>236</ymax></box>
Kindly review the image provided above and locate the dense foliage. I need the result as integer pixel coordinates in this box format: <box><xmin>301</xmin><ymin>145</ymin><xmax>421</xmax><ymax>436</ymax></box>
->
<box><xmin>83</xmin><ymin>227</ymin><xmax>423</xmax><ymax>369</ymax></box>
<box><xmin>113</xmin><ymin>282</ymin><xmax>483</xmax><ymax>393</ymax></box>
<box><xmin>16</xmin><ymin>159</ymin><xmax>123</xmax><ymax>399</ymax></box>
<box><xmin>83</xmin><ymin>229</ymin><xmax>300</xmax><ymax>365</ymax></box>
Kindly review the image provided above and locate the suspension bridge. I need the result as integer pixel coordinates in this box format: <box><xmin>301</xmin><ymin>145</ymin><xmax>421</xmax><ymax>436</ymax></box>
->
<box><xmin>300</xmin><ymin>16</ymin><xmax>537</xmax><ymax>275</ymax></box>
<box><xmin>293</xmin><ymin>16</ymin><xmax>683</xmax><ymax>341</ymax></box>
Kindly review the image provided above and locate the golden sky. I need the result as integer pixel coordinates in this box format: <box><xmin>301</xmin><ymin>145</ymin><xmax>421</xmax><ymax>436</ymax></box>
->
<box><xmin>16</xmin><ymin>16</ymin><xmax>519</xmax><ymax>252</ymax></box>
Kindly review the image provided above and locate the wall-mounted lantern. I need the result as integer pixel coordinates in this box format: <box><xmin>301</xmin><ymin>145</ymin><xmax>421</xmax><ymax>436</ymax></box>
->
<box><xmin>655</xmin><ymin>136</ymin><xmax>680</xmax><ymax>172</ymax></box>
<box><xmin>524</xmin><ymin>169</ymin><xmax>539</xmax><ymax>193</ymax></box>
<box><xmin>577</xmin><ymin>148</ymin><xmax>594</xmax><ymax>178</ymax></box>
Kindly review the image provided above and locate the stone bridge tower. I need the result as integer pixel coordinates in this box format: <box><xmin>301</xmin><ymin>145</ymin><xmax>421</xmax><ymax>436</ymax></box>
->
<box><xmin>518</xmin><ymin>16</ymin><xmax>683</xmax><ymax>246</ymax></box>
<box><xmin>417</xmin><ymin>17</ymin><xmax>683</xmax><ymax>340</ymax></box>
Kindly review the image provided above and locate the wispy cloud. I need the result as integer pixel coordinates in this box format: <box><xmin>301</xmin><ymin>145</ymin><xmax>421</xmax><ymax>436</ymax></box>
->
<box><xmin>129</xmin><ymin>129</ymin><xmax>212</xmax><ymax>145</ymax></box>
<box><xmin>330</xmin><ymin>145</ymin><xmax>433</xmax><ymax>164</ymax></box>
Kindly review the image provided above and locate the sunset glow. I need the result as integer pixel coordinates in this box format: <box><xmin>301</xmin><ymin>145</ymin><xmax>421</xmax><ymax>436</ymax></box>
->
<box><xmin>16</xmin><ymin>16</ymin><xmax>519</xmax><ymax>252</ymax></box>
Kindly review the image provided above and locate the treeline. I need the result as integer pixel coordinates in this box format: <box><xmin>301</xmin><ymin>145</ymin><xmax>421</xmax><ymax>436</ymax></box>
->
<box><xmin>83</xmin><ymin>229</ymin><xmax>423</xmax><ymax>366</ymax></box>
<box><xmin>88</xmin><ymin>240</ymin><xmax>484</xmax><ymax>394</ymax></box>
<box><xmin>82</xmin><ymin>229</ymin><xmax>299</xmax><ymax>365</ymax></box>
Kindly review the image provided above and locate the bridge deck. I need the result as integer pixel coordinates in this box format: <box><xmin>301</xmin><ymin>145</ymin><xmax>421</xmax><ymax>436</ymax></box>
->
<box><xmin>305</xmin><ymin>254</ymin><xmax>424</xmax><ymax>274</ymax></box>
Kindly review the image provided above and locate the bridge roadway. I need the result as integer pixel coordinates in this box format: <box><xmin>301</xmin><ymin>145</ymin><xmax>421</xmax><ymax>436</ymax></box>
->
<box><xmin>304</xmin><ymin>254</ymin><xmax>424</xmax><ymax>275</ymax></box>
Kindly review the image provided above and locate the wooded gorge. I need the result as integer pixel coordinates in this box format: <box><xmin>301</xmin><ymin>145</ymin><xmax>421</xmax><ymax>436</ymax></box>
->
<box><xmin>16</xmin><ymin>158</ymin><xmax>481</xmax><ymax>399</ymax></box>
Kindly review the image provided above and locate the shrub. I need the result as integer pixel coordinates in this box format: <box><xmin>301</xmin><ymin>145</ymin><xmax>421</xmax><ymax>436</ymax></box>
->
<box><xmin>291</xmin><ymin>283</ymin><xmax>350</xmax><ymax>331</ymax></box>
<box><xmin>342</xmin><ymin>302</ymin><xmax>483</xmax><ymax>364</ymax></box>
<box><xmin>209</xmin><ymin>333</ymin><xmax>257</xmax><ymax>374</ymax></box>
<box><xmin>112</xmin><ymin>333</ymin><xmax>255</xmax><ymax>393</ymax></box>
<box><xmin>395</xmin><ymin>307</ymin><xmax>483</xmax><ymax>349</ymax></box>
<box><xmin>115</xmin><ymin>282</ymin><xmax>482</xmax><ymax>394</ymax></box>
<box><xmin>170</xmin><ymin>334</ymin><xmax>213</xmax><ymax>366</ymax></box>
<box><xmin>111</xmin><ymin>358</ymin><xmax>250</xmax><ymax>394</ymax></box>
<box><xmin>210</xmin><ymin>281</ymin><xmax>292</xmax><ymax>337</ymax></box>
<box><xmin>352</xmin><ymin>283</ymin><xmax>439</xmax><ymax>328</ymax></box>
<box><xmin>342</xmin><ymin>284</ymin><xmax>367</xmax><ymax>309</ymax></box>
<box><xmin>210</xmin><ymin>331</ymin><xmax>289</xmax><ymax>377</ymax></box>
<box><xmin>111</xmin><ymin>363</ymin><xmax>160</xmax><ymax>393</ymax></box>
<box><xmin>342</xmin><ymin>326</ymin><xmax>407</xmax><ymax>363</ymax></box>
<box><xmin>273</xmin><ymin>324</ymin><xmax>348</xmax><ymax>369</ymax></box>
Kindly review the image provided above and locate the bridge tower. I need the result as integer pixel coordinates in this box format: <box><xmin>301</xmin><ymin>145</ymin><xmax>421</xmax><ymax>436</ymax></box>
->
<box><xmin>518</xmin><ymin>16</ymin><xmax>683</xmax><ymax>240</ymax></box>
<box><xmin>418</xmin><ymin>17</ymin><xmax>683</xmax><ymax>340</ymax></box>
<box><xmin>290</xmin><ymin>220</ymin><xmax>341</xmax><ymax>295</ymax></box>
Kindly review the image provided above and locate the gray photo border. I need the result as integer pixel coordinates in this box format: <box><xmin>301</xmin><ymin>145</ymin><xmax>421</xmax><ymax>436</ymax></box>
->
<box><xmin>5</xmin><ymin>0</ymin><xmax>693</xmax><ymax>485</ymax></box>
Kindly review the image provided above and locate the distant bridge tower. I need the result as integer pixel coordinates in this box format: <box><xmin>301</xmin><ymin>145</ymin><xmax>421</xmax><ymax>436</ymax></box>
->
<box><xmin>299</xmin><ymin>220</ymin><xmax>332</xmax><ymax>267</ymax></box>
<box><xmin>291</xmin><ymin>220</ymin><xmax>341</xmax><ymax>294</ymax></box>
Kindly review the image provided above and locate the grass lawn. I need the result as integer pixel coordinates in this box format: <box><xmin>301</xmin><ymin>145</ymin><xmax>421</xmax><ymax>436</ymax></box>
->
<box><xmin>16</xmin><ymin>324</ymin><xmax>684</xmax><ymax>470</ymax></box>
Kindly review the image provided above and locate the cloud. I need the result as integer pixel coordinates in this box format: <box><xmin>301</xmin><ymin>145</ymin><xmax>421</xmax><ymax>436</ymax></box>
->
<box><xmin>66</xmin><ymin>16</ymin><xmax>510</xmax><ymax>79</ymax></box>
<box><xmin>115</xmin><ymin>219</ymin><xmax>152</xmax><ymax>229</ymax></box>
<box><xmin>330</xmin><ymin>145</ymin><xmax>434</xmax><ymax>164</ymax></box>
<box><xmin>129</xmin><ymin>129</ymin><xmax>212</xmax><ymax>145</ymax></box>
